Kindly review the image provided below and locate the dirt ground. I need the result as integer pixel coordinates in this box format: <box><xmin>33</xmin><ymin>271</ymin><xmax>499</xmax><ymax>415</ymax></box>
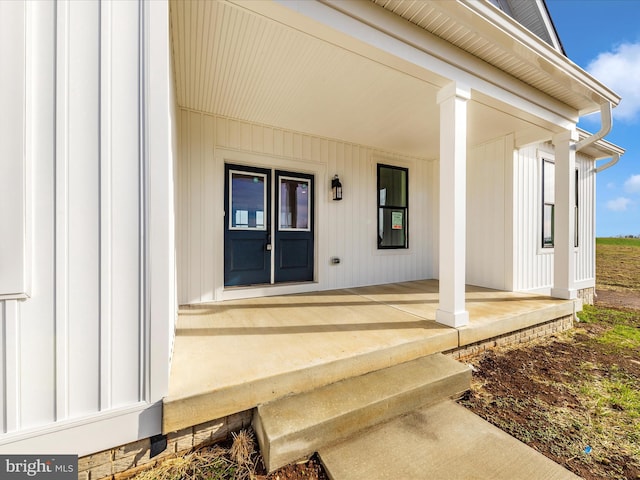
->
<box><xmin>595</xmin><ymin>288</ymin><xmax>640</xmax><ymax>310</ymax></box>
<box><xmin>460</xmin><ymin>289</ymin><xmax>640</xmax><ymax>480</ymax></box>
<box><xmin>259</xmin><ymin>455</ymin><xmax>328</xmax><ymax>480</ymax></box>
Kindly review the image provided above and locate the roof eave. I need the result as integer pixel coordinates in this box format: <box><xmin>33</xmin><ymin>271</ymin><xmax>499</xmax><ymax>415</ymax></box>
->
<box><xmin>457</xmin><ymin>0</ymin><xmax>621</xmax><ymax>112</ymax></box>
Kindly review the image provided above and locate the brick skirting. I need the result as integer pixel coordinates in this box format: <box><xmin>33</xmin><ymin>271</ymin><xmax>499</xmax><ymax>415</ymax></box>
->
<box><xmin>78</xmin><ymin>411</ymin><xmax>252</xmax><ymax>480</ymax></box>
<box><xmin>446</xmin><ymin>314</ymin><xmax>574</xmax><ymax>361</ymax></box>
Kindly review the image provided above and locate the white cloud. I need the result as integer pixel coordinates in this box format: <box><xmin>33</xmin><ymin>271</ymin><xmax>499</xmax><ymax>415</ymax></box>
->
<box><xmin>606</xmin><ymin>197</ymin><xmax>631</xmax><ymax>211</ymax></box>
<box><xmin>587</xmin><ymin>42</ymin><xmax>640</xmax><ymax>123</ymax></box>
<box><xmin>624</xmin><ymin>174</ymin><xmax>640</xmax><ymax>194</ymax></box>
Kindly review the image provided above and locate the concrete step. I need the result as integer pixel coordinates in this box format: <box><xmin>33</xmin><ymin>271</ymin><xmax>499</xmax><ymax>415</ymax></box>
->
<box><xmin>318</xmin><ymin>400</ymin><xmax>580</xmax><ymax>480</ymax></box>
<box><xmin>253</xmin><ymin>353</ymin><xmax>471</xmax><ymax>472</ymax></box>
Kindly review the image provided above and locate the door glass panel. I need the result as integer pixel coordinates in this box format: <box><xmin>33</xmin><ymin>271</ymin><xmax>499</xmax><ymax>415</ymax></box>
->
<box><xmin>279</xmin><ymin>177</ymin><xmax>310</xmax><ymax>231</ymax></box>
<box><xmin>230</xmin><ymin>171</ymin><xmax>266</xmax><ymax>230</ymax></box>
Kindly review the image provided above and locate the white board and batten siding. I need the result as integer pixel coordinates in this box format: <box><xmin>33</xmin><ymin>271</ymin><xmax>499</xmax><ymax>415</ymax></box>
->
<box><xmin>176</xmin><ymin>109</ymin><xmax>438</xmax><ymax>305</ymax></box>
<box><xmin>0</xmin><ymin>1</ymin><xmax>175</xmax><ymax>456</ymax></box>
<box><xmin>513</xmin><ymin>142</ymin><xmax>596</xmax><ymax>293</ymax></box>
<box><xmin>466</xmin><ymin>136</ymin><xmax>514</xmax><ymax>291</ymax></box>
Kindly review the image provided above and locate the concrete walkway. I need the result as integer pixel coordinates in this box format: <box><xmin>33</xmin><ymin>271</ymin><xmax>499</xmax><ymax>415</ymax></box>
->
<box><xmin>319</xmin><ymin>401</ymin><xmax>580</xmax><ymax>480</ymax></box>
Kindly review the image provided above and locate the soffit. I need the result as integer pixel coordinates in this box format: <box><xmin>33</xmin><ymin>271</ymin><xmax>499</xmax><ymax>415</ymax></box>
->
<box><xmin>370</xmin><ymin>0</ymin><xmax>619</xmax><ymax>115</ymax></box>
<box><xmin>170</xmin><ymin>0</ymin><xmax>547</xmax><ymax>158</ymax></box>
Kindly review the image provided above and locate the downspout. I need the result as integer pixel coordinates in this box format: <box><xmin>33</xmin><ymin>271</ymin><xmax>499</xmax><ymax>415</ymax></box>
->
<box><xmin>575</xmin><ymin>102</ymin><xmax>619</xmax><ymax>173</ymax></box>
<box><xmin>595</xmin><ymin>152</ymin><xmax>620</xmax><ymax>173</ymax></box>
<box><xmin>576</xmin><ymin>102</ymin><xmax>612</xmax><ymax>152</ymax></box>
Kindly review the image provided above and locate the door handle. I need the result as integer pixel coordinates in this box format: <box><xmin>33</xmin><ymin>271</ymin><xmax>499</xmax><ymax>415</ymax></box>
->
<box><xmin>266</xmin><ymin>233</ymin><xmax>272</xmax><ymax>251</ymax></box>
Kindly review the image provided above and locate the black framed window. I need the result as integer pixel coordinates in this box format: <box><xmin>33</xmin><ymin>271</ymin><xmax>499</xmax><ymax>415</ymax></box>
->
<box><xmin>542</xmin><ymin>159</ymin><xmax>555</xmax><ymax>248</ymax></box>
<box><xmin>377</xmin><ymin>164</ymin><xmax>408</xmax><ymax>249</ymax></box>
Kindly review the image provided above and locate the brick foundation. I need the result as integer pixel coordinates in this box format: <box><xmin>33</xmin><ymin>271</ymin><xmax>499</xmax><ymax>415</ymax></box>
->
<box><xmin>78</xmin><ymin>411</ymin><xmax>252</xmax><ymax>480</ymax></box>
<box><xmin>446</xmin><ymin>314</ymin><xmax>574</xmax><ymax>361</ymax></box>
<box><xmin>577</xmin><ymin>287</ymin><xmax>595</xmax><ymax>305</ymax></box>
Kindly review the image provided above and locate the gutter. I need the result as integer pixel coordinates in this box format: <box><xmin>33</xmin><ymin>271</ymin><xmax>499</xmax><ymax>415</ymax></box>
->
<box><xmin>574</xmin><ymin>102</ymin><xmax>621</xmax><ymax>173</ymax></box>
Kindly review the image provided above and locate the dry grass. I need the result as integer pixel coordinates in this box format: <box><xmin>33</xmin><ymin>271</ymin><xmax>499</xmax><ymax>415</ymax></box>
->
<box><xmin>132</xmin><ymin>430</ymin><xmax>260</xmax><ymax>480</ymax></box>
<box><xmin>595</xmin><ymin>238</ymin><xmax>640</xmax><ymax>292</ymax></box>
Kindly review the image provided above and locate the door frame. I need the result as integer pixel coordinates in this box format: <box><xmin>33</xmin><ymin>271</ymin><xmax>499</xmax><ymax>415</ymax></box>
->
<box><xmin>215</xmin><ymin>149</ymin><xmax>326</xmax><ymax>301</ymax></box>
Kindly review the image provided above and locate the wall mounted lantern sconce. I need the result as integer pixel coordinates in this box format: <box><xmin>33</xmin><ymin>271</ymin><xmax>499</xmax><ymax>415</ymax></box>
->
<box><xmin>331</xmin><ymin>174</ymin><xmax>343</xmax><ymax>201</ymax></box>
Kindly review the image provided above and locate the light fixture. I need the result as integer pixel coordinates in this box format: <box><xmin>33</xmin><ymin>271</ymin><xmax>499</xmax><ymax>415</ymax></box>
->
<box><xmin>331</xmin><ymin>174</ymin><xmax>343</xmax><ymax>201</ymax></box>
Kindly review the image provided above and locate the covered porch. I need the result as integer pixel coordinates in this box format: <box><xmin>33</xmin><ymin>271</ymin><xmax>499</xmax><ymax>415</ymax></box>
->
<box><xmin>163</xmin><ymin>280</ymin><xmax>577</xmax><ymax>433</ymax></box>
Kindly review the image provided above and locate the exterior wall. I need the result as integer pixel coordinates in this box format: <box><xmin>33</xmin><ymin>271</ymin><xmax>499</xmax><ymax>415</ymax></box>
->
<box><xmin>466</xmin><ymin>136</ymin><xmax>513</xmax><ymax>291</ymax></box>
<box><xmin>176</xmin><ymin>110</ymin><xmax>437</xmax><ymax>305</ymax></box>
<box><xmin>513</xmin><ymin>142</ymin><xmax>596</xmax><ymax>293</ymax></box>
<box><xmin>0</xmin><ymin>0</ymin><xmax>175</xmax><ymax>457</ymax></box>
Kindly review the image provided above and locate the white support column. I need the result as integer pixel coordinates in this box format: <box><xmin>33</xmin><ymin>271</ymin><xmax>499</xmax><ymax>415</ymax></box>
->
<box><xmin>436</xmin><ymin>82</ymin><xmax>470</xmax><ymax>328</ymax></box>
<box><xmin>551</xmin><ymin>128</ymin><xmax>579</xmax><ymax>299</ymax></box>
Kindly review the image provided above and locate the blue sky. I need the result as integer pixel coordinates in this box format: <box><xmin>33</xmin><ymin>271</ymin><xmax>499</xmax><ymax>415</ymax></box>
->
<box><xmin>546</xmin><ymin>0</ymin><xmax>640</xmax><ymax>237</ymax></box>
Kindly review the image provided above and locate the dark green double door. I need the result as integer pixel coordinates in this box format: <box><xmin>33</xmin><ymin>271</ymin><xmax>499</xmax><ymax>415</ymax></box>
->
<box><xmin>224</xmin><ymin>164</ymin><xmax>314</xmax><ymax>287</ymax></box>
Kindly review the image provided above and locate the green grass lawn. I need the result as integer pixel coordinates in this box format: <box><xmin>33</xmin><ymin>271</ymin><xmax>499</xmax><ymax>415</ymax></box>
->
<box><xmin>596</xmin><ymin>237</ymin><xmax>640</xmax><ymax>247</ymax></box>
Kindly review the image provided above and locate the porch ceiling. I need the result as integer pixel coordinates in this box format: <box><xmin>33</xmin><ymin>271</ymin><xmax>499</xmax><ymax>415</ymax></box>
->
<box><xmin>169</xmin><ymin>0</ymin><xmax>548</xmax><ymax>158</ymax></box>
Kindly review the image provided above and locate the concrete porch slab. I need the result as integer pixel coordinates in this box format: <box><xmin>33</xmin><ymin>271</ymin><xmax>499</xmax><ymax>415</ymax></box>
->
<box><xmin>163</xmin><ymin>280</ymin><xmax>576</xmax><ymax>434</ymax></box>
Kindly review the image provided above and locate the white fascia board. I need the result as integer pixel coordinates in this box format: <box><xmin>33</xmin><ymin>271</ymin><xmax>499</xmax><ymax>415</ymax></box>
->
<box><xmin>534</xmin><ymin>0</ymin><xmax>564</xmax><ymax>52</ymax></box>
<box><xmin>234</xmin><ymin>0</ymin><xmax>577</xmax><ymax>129</ymax></box>
<box><xmin>457</xmin><ymin>0</ymin><xmax>621</xmax><ymax>111</ymax></box>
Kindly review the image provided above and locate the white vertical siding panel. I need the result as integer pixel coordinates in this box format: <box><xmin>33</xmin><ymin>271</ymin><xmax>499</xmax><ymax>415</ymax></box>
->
<box><xmin>99</xmin><ymin>0</ymin><xmax>114</xmax><ymax>412</ymax></box>
<box><xmin>263</xmin><ymin>126</ymin><xmax>274</xmax><ymax>155</ymax></box>
<box><xmin>273</xmin><ymin>129</ymin><xmax>284</xmax><ymax>157</ymax></box>
<box><xmin>293</xmin><ymin>133</ymin><xmax>303</xmax><ymax>160</ymax></box>
<box><xmin>55</xmin><ymin>0</ymin><xmax>71</xmax><ymax>423</ymax></box>
<box><xmin>18</xmin><ymin>0</ymin><xmax>56</xmax><ymax>429</ymax></box>
<box><xmin>188</xmin><ymin>111</ymin><xmax>203</xmax><ymax>303</ymax></box>
<box><xmin>343</xmin><ymin>144</ymin><xmax>355</xmax><ymax>287</ymax></box>
<box><xmin>177</xmin><ymin>109</ymin><xmax>189</xmax><ymax>303</ymax></box>
<box><xmin>2</xmin><ymin>301</ymin><xmax>20</xmax><ymax>432</ymax></box>
<box><xmin>203</xmin><ymin>115</ymin><xmax>217</xmax><ymax>302</ymax></box>
<box><xmin>0</xmin><ymin>1</ymin><xmax>29</xmax><ymax>298</ymax></box>
<box><xmin>109</xmin><ymin>0</ymin><xmax>141</xmax><ymax>407</ymax></box>
<box><xmin>503</xmin><ymin>135</ymin><xmax>515</xmax><ymax>291</ymax></box>
<box><xmin>357</xmin><ymin>148</ymin><xmax>371</xmax><ymax>284</ymax></box>
<box><xmin>283</xmin><ymin>131</ymin><xmax>294</xmax><ymax>158</ymax></box>
<box><xmin>0</xmin><ymin>301</ymin><xmax>4</xmax><ymax>432</ymax></box>
<box><xmin>66</xmin><ymin>0</ymin><xmax>101</xmax><ymax>418</ymax></box>
<box><xmin>229</xmin><ymin>119</ymin><xmax>240</xmax><ymax>150</ymax></box>
<box><xmin>351</xmin><ymin>147</ymin><xmax>362</xmax><ymax>285</ymax></box>
<box><xmin>466</xmin><ymin>138</ymin><xmax>506</xmax><ymax>290</ymax></box>
<box><xmin>431</xmin><ymin>160</ymin><xmax>440</xmax><ymax>279</ymax></box>
<box><xmin>241</xmin><ymin>122</ymin><xmax>251</xmax><ymax>151</ymax></box>
<box><xmin>332</xmin><ymin>141</ymin><xmax>345</xmax><ymax>287</ymax></box>
<box><xmin>252</xmin><ymin>124</ymin><xmax>263</xmax><ymax>152</ymax></box>
<box><xmin>575</xmin><ymin>156</ymin><xmax>595</xmax><ymax>283</ymax></box>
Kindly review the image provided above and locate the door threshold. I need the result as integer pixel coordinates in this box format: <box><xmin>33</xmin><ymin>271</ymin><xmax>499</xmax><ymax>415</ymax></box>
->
<box><xmin>221</xmin><ymin>282</ymin><xmax>319</xmax><ymax>301</ymax></box>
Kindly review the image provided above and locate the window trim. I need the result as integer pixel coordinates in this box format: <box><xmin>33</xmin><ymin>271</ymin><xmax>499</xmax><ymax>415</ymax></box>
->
<box><xmin>377</xmin><ymin>163</ymin><xmax>409</xmax><ymax>250</ymax></box>
<box><xmin>541</xmin><ymin>158</ymin><xmax>555</xmax><ymax>249</ymax></box>
<box><xmin>278</xmin><ymin>174</ymin><xmax>312</xmax><ymax>232</ymax></box>
<box><xmin>228</xmin><ymin>169</ymin><xmax>268</xmax><ymax>231</ymax></box>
